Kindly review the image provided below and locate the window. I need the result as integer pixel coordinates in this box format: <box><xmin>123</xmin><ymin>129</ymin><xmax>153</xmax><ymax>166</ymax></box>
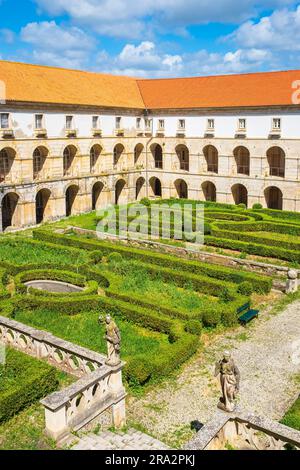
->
<box><xmin>207</xmin><ymin>119</ymin><xmax>215</xmax><ymax>130</ymax></box>
<box><xmin>0</xmin><ymin>149</ymin><xmax>10</xmax><ymax>181</ymax></box>
<box><xmin>66</xmin><ymin>116</ymin><xmax>73</xmax><ymax>130</ymax></box>
<box><xmin>272</xmin><ymin>118</ymin><xmax>281</xmax><ymax>130</ymax></box>
<box><xmin>33</xmin><ymin>148</ymin><xmax>44</xmax><ymax>178</ymax></box>
<box><xmin>145</xmin><ymin>118</ymin><xmax>152</xmax><ymax>131</ymax></box>
<box><xmin>116</xmin><ymin>117</ymin><xmax>122</xmax><ymax>129</ymax></box>
<box><xmin>35</xmin><ymin>114</ymin><xmax>43</xmax><ymax>130</ymax></box>
<box><xmin>178</xmin><ymin>119</ymin><xmax>185</xmax><ymax>130</ymax></box>
<box><xmin>0</xmin><ymin>113</ymin><xmax>9</xmax><ymax>129</ymax></box>
<box><xmin>158</xmin><ymin>119</ymin><xmax>165</xmax><ymax>130</ymax></box>
<box><xmin>136</xmin><ymin>118</ymin><xmax>141</xmax><ymax>129</ymax></box>
<box><xmin>92</xmin><ymin>116</ymin><xmax>99</xmax><ymax>129</ymax></box>
<box><xmin>238</xmin><ymin>118</ymin><xmax>246</xmax><ymax>130</ymax></box>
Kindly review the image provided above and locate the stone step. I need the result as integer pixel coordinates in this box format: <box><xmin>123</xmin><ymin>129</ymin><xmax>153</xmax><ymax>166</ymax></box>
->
<box><xmin>72</xmin><ymin>428</ymin><xmax>169</xmax><ymax>451</ymax></box>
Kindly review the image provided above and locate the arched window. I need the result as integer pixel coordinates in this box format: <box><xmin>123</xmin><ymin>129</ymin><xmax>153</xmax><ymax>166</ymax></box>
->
<box><xmin>234</xmin><ymin>146</ymin><xmax>250</xmax><ymax>176</ymax></box>
<box><xmin>176</xmin><ymin>145</ymin><xmax>189</xmax><ymax>171</ymax></box>
<box><xmin>267</xmin><ymin>147</ymin><xmax>285</xmax><ymax>178</ymax></box>
<box><xmin>0</xmin><ymin>148</ymin><xmax>15</xmax><ymax>182</ymax></box>
<box><xmin>203</xmin><ymin>145</ymin><xmax>218</xmax><ymax>173</ymax></box>
<box><xmin>63</xmin><ymin>146</ymin><xmax>76</xmax><ymax>176</ymax></box>
<box><xmin>232</xmin><ymin>184</ymin><xmax>248</xmax><ymax>206</ymax></box>
<box><xmin>151</xmin><ymin>144</ymin><xmax>163</xmax><ymax>169</ymax></box>
<box><xmin>134</xmin><ymin>144</ymin><xmax>144</xmax><ymax>165</ymax></box>
<box><xmin>175</xmin><ymin>179</ymin><xmax>188</xmax><ymax>199</ymax></box>
<box><xmin>202</xmin><ymin>181</ymin><xmax>216</xmax><ymax>202</ymax></box>
<box><xmin>113</xmin><ymin>144</ymin><xmax>124</xmax><ymax>167</ymax></box>
<box><xmin>90</xmin><ymin>145</ymin><xmax>102</xmax><ymax>174</ymax></box>
<box><xmin>33</xmin><ymin>147</ymin><xmax>47</xmax><ymax>179</ymax></box>
<box><xmin>265</xmin><ymin>186</ymin><xmax>283</xmax><ymax>210</ymax></box>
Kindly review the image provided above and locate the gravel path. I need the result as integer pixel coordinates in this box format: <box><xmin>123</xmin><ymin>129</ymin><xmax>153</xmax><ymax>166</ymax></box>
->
<box><xmin>127</xmin><ymin>300</ymin><xmax>300</xmax><ymax>447</ymax></box>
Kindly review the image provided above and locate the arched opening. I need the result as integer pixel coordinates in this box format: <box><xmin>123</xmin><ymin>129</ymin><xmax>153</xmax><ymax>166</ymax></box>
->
<box><xmin>0</xmin><ymin>148</ymin><xmax>15</xmax><ymax>183</ymax></box>
<box><xmin>234</xmin><ymin>146</ymin><xmax>250</xmax><ymax>176</ymax></box>
<box><xmin>265</xmin><ymin>186</ymin><xmax>283</xmax><ymax>210</ymax></box>
<box><xmin>175</xmin><ymin>179</ymin><xmax>188</xmax><ymax>199</ymax></box>
<box><xmin>90</xmin><ymin>145</ymin><xmax>102</xmax><ymax>174</ymax></box>
<box><xmin>202</xmin><ymin>181</ymin><xmax>216</xmax><ymax>202</ymax></box>
<box><xmin>267</xmin><ymin>147</ymin><xmax>285</xmax><ymax>178</ymax></box>
<box><xmin>36</xmin><ymin>188</ymin><xmax>51</xmax><ymax>224</ymax></box>
<box><xmin>63</xmin><ymin>145</ymin><xmax>77</xmax><ymax>176</ymax></box>
<box><xmin>92</xmin><ymin>182</ymin><xmax>104</xmax><ymax>211</ymax></box>
<box><xmin>203</xmin><ymin>145</ymin><xmax>218</xmax><ymax>173</ymax></box>
<box><xmin>66</xmin><ymin>185</ymin><xmax>79</xmax><ymax>216</ymax></box>
<box><xmin>2</xmin><ymin>192</ymin><xmax>19</xmax><ymax>231</ymax></box>
<box><xmin>136</xmin><ymin>177</ymin><xmax>146</xmax><ymax>200</ymax></box>
<box><xmin>113</xmin><ymin>144</ymin><xmax>125</xmax><ymax>167</ymax></box>
<box><xmin>176</xmin><ymin>145</ymin><xmax>189</xmax><ymax>171</ymax></box>
<box><xmin>151</xmin><ymin>144</ymin><xmax>163</xmax><ymax>169</ymax></box>
<box><xmin>149</xmin><ymin>177</ymin><xmax>162</xmax><ymax>197</ymax></box>
<box><xmin>232</xmin><ymin>184</ymin><xmax>248</xmax><ymax>207</ymax></box>
<box><xmin>134</xmin><ymin>144</ymin><xmax>144</xmax><ymax>165</ymax></box>
<box><xmin>33</xmin><ymin>146</ymin><xmax>48</xmax><ymax>180</ymax></box>
<box><xmin>115</xmin><ymin>179</ymin><xmax>126</xmax><ymax>205</ymax></box>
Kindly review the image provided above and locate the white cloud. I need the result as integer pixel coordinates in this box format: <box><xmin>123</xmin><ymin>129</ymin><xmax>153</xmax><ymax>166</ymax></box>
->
<box><xmin>94</xmin><ymin>41</ymin><xmax>274</xmax><ymax>77</ymax></box>
<box><xmin>19</xmin><ymin>21</ymin><xmax>95</xmax><ymax>69</ymax></box>
<box><xmin>34</xmin><ymin>0</ymin><xmax>298</xmax><ymax>39</ymax></box>
<box><xmin>228</xmin><ymin>5</ymin><xmax>300</xmax><ymax>50</ymax></box>
<box><xmin>21</xmin><ymin>21</ymin><xmax>95</xmax><ymax>51</ymax></box>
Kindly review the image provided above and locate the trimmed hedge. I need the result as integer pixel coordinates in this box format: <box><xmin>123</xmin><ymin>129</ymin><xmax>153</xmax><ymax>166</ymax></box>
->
<box><xmin>14</xmin><ymin>269</ymin><xmax>99</xmax><ymax>297</ymax></box>
<box><xmin>33</xmin><ymin>230</ymin><xmax>272</xmax><ymax>294</ymax></box>
<box><xmin>0</xmin><ymin>348</ymin><xmax>58</xmax><ymax>423</ymax></box>
<box><xmin>205</xmin><ymin>236</ymin><xmax>300</xmax><ymax>263</ymax></box>
<box><xmin>13</xmin><ymin>293</ymin><xmax>200</xmax><ymax>385</ymax></box>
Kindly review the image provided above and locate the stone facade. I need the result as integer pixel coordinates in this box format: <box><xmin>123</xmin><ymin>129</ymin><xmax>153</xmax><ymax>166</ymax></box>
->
<box><xmin>1</xmin><ymin>112</ymin><xmax>300</xmax><ymax>231</ymax></box>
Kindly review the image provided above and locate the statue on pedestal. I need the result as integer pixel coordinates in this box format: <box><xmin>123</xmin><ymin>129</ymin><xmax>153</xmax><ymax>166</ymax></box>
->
<box><xmin>215</xmin><ymin>351</ymin><xmax>240</xmax><ymax>412</ymax></box>
<box><xmin>99</xmin><ymin>315</ymin><xmax>121</xmax><ymax>366</ymax></box>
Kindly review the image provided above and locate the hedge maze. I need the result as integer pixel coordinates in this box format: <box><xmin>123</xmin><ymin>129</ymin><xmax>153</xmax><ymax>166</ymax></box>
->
<box><xmin>0</xmin><ymin>225</ymin><xmax>272</xmax><ymax>387</ymax></box>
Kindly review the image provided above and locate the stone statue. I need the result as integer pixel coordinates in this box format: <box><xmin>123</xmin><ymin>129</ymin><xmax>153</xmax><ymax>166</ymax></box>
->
<box><xmin>214</xmin><ymin>351</ymin><xmax>240</xmax><ymax>413</ymax></box>
<box><xmin>99</xmin><ymin>315</ymin><xmax>121</xmax><ymax>366</ymax></box>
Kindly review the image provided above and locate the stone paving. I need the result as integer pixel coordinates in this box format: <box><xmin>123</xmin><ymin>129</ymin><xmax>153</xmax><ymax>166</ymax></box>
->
<box><xmin>128</xmin><ymin>299</ymin><xmax>300</xmax><ymax>447</ymax></box>
<box><xmin>72</xmin><ymin>299</ymin><xmax>300</xmax><ymax>450</ymax></box>
<box><xmin>72</xmin><ymin>429</ymin><xmax>170</xmax><ymax>451</ymax></box>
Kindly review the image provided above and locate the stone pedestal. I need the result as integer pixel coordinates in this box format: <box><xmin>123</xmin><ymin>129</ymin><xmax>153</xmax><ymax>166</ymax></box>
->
<box><xmin>286</xmin><ymin>269</ymin><xmax>298</xmax><ymax>293</ymax></box>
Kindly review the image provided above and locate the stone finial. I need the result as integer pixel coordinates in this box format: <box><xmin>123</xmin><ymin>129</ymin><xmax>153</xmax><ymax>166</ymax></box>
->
<box><xmin>286</xmin><ymin>269</ymin><xmax>298</xmax><ymax>293</ymax></box>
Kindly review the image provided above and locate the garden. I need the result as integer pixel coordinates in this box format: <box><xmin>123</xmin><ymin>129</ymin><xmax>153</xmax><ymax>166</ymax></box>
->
<box><xmin>0</xmin><ymin>226</ymin><xmax>272</xmax><ymax>387</ymax></box>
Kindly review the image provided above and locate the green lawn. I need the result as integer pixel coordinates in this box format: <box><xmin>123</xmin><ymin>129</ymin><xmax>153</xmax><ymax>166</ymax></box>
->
<box><xmin>0</xmin><ymin>237</ymin><xmax>89</xmax><ymax>265</ymax></box>
<box><xmin>281</xmin><ymin>396</ymin><xmax>300</xmax><ymax>431</ymax></box>
<box><xmin>14</xmin><ymin>308</ymin><xmax>170</xmax><ymax>360</ymax></box>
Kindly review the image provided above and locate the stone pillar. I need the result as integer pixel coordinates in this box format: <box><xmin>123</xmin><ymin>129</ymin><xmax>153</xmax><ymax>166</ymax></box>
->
<box><xmin>286</xmin><ymin>269</ymin><xmax>298</xmax><ymax>293</ymax></box>
<box><xmin>109</xmin><ymin>366</ymin><xmax>127</xmax><ymax>429</ymax></box>
<box><xmin>42</xmin><ymin>401</ymin><xmax>69</xmax><ymax>442</ymax></box>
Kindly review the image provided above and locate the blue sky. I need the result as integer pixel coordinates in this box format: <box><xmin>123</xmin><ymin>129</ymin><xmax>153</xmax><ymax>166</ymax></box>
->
<box><xmin>0</xmin><ymin>0</ymin><xmax>300</xmax><ymax>77</ymax></box>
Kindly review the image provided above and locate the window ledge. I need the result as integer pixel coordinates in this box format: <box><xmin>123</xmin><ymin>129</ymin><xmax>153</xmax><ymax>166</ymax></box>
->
<box><xmin>34</xmin><ymin>129</ymin><xmax>48</xmax><ymax>138</ymax></box>
<box><xmin>0</xmin><ymin>129</ymin><xmax>14</xmax><ymax>139</ymax></box>
<box><xmin>65</xmin><ymin>129</ymin><xmax>77</xmax><ymax>138</ymax></box>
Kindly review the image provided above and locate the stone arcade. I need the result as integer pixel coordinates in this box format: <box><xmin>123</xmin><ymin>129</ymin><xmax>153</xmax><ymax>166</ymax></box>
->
<box><xmin>1</xmin><ymin>62</ymin><xmax>300</xmax><ymax>233</ymax></box>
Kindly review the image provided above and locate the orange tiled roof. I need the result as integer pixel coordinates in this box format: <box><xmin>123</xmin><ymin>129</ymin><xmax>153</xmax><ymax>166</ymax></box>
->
<box><xmin>0</xmin><ymin>60</ymin><xmax>300</xmax><ymax>110</ymax></box>
<box><xmin>137</xmin><ymin>71</ymin><xmax>300</xmax><ymax>109</ymax></box>
<box><xmin>0</xmin><ymin>60</ymin><xmax>145</xmax><ymax>109</ymax></box>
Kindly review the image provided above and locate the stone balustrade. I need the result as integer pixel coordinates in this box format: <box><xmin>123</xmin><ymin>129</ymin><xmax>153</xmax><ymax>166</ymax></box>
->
<box><xmin>184</xmin><ymin>410</ymin><xmax>300</xmax><ymax>450</ymax></box>
<box><xmin>41</xmin><ymin>364</ymin><xmax>126</xmax><ymax>441</ymax></box>
<box><xmin>0</xmin><ymin>316</ymin><xmax>126</xmax><ymax>441</ymax></box>
<box><xmin>0</xmin><ymin>315</ymin><xmax>106</xmax><ymax>377</ymax></box>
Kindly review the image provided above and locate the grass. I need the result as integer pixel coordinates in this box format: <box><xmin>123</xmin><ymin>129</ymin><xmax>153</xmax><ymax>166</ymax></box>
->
<box><xmin>103</xmin><ymin>259</ymin><xmax>219</xmax><ymax>316</ymax></box>
<box><xmin>14</xmin><ymin>308</ymin><xmax>171</xmax><ymax>361</ymax></box>
<box><xmin>281</xmin><ymin>394</ymin><xmax>300</xmax><ymax>431</ymax></box>
<box><xmin>0</xmin><ymin>370</ymin><xmax>73</xmax><ymax>450</ymax></box>
<box><xmin>0</xmin><ymin>237</ymin><xmax>89</xmax><ymax>265</ymax></box>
